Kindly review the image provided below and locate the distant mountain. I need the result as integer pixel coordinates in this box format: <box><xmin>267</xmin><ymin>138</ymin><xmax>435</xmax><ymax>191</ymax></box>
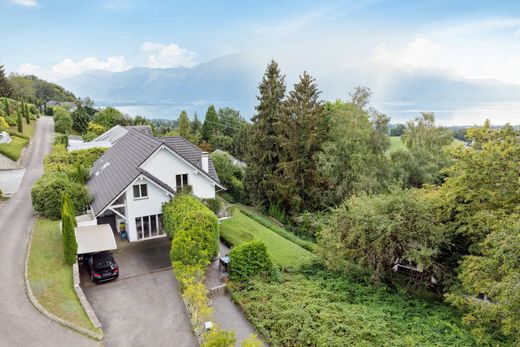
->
<box><xmin>61</xmin><ymin>54</ymin><xmax>520</xmax><ymax>123</ymax></box>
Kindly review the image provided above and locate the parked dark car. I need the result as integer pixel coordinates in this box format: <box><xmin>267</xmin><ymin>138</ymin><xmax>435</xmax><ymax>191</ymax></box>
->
<box><xmin>85</xmin><ymin>251</ymin><xmax>119</xmax><ymax>283</ymax></box>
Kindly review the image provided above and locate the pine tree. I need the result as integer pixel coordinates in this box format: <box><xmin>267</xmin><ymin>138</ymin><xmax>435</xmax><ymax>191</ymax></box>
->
<box><xmin>191</xmin><ymin>112</ymin><xmax>201</xmax><ymax>134</ymax></box>
<box><xmin>16</xmin><ymin>107</ymin><xmax>23</xmax><ymax>133</ymax></box>
<box><xmin>177</xmin><ymin>110</ymin><xmax>191</xmax><ymax>138</ymax></box>
<box><xmin>245</xmin><ymin>60</ymin><xmax>287</xmax><ymax>210</ymax></box>
<box><xmin>61</xmin><ymin>193</ymin><xmax>78</xmax><ymax>265</ymax></box>
<box><xmin>277</xmin><ymin>71</ymin><xmax>328</xmax><ymax>214</ymax></box>
<box><xmin>201</xmin><ymin>105</ymin><xmax>219</xmax><ymax>141</ymax></box>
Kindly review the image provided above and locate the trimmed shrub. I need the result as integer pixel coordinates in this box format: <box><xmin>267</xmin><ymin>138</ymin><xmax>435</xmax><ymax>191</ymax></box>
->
<box><xmin>229</xmin><ymin>240</ymin><xmax>272</xmax><ymax>282</ymax></box>
<box><xmin>170</xmin><ymin>208</ymin><xmax>219</xmax><ymax>266</ymax></box>
<box><xmin>32</xmin><ymin>173</ymin><xmax>91</xmax><ymax>219</ymax></box>
<box><xmin>54</xmin><ymin>114</ymin><xmax>72</xmax><ymax>134</ymax></box>
<box><xmin>16</xmin><ymin>108</ymin><xmax>23</xmax><ymax>133</ymax></box>
<box><xmin>0</xmin><ymin>116</ymin><xmax>8</xmax><ymax>129</ymax></box>
<box><xmin>162</xmin><ymin>193</ymin><xmax>207</xmax><ymax>239</ymax></box>
<box><xmin>54</xmin><ymin>133</ymin><xmax>69</xmax><ymax>146</ymax></box>
<box><xmin>201</xmin><ymin>326</ymin><xmax>236</xmax><ymax>347</ymax></box>
<box><xmin>61</xmin><ymin>193</ymin><xmax>78</xmax><ymax>265</ymax></box>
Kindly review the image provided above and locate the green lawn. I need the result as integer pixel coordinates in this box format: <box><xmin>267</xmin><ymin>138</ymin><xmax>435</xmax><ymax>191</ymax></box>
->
<box><xmin>0</xmin><ymin>135</ymin><xmax>29</xmax><ymax>161</ymax></box>
<box><xmin>388</xmin><ymin>136</ymin><xmax>407</xmax><ymax>154</ymax></box>
<box><xmin>9</xmin><ymin>119</ymin><xmax>37</xmax><ymax>138</ymax></box>
<box><xmin>220</xmin><ymin>209</ymin><xmax>314</xmax><ymax>268</ymax></box>
<box><xmin>27</xmin><ymin>218</ymin><xmax>100</xmax><ymax>335</ymax></box>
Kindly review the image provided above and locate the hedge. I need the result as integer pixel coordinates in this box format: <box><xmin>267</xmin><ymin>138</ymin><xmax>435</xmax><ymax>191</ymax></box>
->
<box><xmin>170</xmin><ymin>208</ymin><xmax>219</xmax><ymax>266</ymax></box>
<box><xmin>229</xmin><ymin>240</ymin><xmax>272</xmax><ymax>282</ymax></box>
<box><xmin>162</xmin><ymin>193</ymin><xmax>208</xmax><ymax>239</ymax></box>
<box><xmin>32</xmin><ymin>173</ymin><xmax>91</xmax><ymax>219</ymax></box>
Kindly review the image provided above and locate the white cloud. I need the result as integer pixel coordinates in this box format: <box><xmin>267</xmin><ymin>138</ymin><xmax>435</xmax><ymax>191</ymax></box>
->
<box><xmin>10</xmin><ymin>0</ymin><xmax>37</xmax><ymax>7</ymax></box>
<box><xmin>142</xmin><ymin>42</ymin><xmax>196</xmax><ymax>68</ymax></box>
<box><xmin>372</xmin><ymin>38</ymin><xmax>443</xmax><ymax>69</ymax></box>
<box><xmin>18</xmin><ymin>63</ymin><xmax>40</xmax><ymax>75</ymax></box>
<box><xmin>51</xmin><ymin>56</ymin><xmax>128</xmax><ymax>78</ymax></box>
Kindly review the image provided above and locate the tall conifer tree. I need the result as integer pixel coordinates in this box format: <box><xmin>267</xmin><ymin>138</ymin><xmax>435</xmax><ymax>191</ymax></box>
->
<box><xmin>277</xmin><ymin>71</ymin><xmax>327</xmax><ymax>214</ymax></box>
<box><xmin>16</xmin><ymin>107</ymin><xmax>23</xmax><ymax>133</ymax></box>
<box><xmin>178</xmin><ymin>110</ymin><xmax>191</xmax><ymax>138</ymax></box>
<box><xmin>201</xmin><ymin>105</ymin><xmax>219</xmax><ymax>141</ymax></box>
<box><xmin>245</xmin><ymin>60</ymin><xmax>286</xmax><ymax>210</ymax></box>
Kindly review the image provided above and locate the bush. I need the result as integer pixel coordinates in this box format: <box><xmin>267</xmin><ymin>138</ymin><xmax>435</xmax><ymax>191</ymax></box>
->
<box><xmin>203</xmin><ymin>198</ymin><xmax>222</xmax><ymax>215</ymax></box>
<box><xmin>54</xmin><ymin>134</ymin><xmax>69</xmax><ymax>146</ymax></box>
<box><xmin>5</xmin><ymin>115</ymin><xmax>17</xmax><ymax>126</ymax></box>
<box><xmin>201</xmin><ymin>326</ymin><xmax>236</xmax><ymax>347</ymax></box>
<box><xmin>229</xmin><ymin>240</ymin><xmax>272</xmax><ymax>282</ymax></box>
<box><xmin>0</xmin><ymin>116</ymin><xmax>8</xmax><ymax>129</ymax></box>
<box><xmin>81</xmin><ymin>131</ymin><xmax>98</xmax><ymax>142</ymax></box>
<box><xmin>54</xmin><ymin>113</ymin><xmax>72</xmax><ymax>134</ymax></box>
<box><xmin>61</xmin><ymin>193</ymin><xmax>78</xmax><ymax>265</ymax></box>
<box><xmin>170</xmin><ymin>209</ymin><xmax>219</xmax><ymax>266</ymax></box>
<box><xmin>162</xmin><ymin>193</ymin><xmax>208</xmax><ymax>239</ymax></box>
<box><xmin>32</xmin><ymin>173</ymin><xmax>91</xmax><ymax>219</ymax></box>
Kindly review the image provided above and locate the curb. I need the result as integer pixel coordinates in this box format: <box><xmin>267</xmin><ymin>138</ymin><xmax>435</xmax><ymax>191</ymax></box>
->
<box><xmin>24</xmin><ymin>221</ymin><xmax>104</xmax><ymax>341</ymax></box>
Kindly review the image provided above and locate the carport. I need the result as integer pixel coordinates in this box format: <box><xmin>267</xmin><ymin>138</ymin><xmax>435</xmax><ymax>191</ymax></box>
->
<box><xmin>75</xmin><ymin>224</ymin><xmax>117</xmax><ymax>254</ymax></box>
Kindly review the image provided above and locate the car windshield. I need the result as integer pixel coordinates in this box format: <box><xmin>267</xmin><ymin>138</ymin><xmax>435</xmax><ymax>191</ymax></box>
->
<box><xmin>92</xmin><ymin>252</ymin><xmax>115</xmax><ymax>271</ymax></box>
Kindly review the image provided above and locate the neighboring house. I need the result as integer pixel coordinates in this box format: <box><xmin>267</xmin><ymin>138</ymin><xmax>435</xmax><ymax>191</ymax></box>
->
<box><xmin>67</xmin><ymin>125</ymin><xmax>153</xmax><ymax>151</ymax></box>
<box><xmin>212</xmin><ymin>149</ymin><xmax>247</xmax><ymax>169</ymax></box>
<box><xmin>46</xmin><ymin>100</ymin><xmax>78</xmax><ymax>112</ymax></box>
<box><xmin>86</xmin><ymin>127</ymin><xmax>225</xmax><ymax>242</ymax></box>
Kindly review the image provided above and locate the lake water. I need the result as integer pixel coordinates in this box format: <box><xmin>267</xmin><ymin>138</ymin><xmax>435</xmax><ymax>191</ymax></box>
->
<box><xmin>102</xmin><ymin>101</ymin><xmax>520</xmax><ymax>126</ymax></box>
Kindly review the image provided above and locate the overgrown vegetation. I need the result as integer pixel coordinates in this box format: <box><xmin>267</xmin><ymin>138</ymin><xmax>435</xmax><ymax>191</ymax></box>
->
<box><xmin>230</xmin><ymin>263</ymin><xmax>480</xmax><ymax>347</ymax></box>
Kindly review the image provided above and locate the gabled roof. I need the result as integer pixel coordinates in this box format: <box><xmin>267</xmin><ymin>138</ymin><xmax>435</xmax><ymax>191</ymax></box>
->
<box><xmin>87</xmin><ymin>128</ymin><xmax>223</xmax><ymax>216</ymax></box>
<box><xmin>88</xmin><ymin>129</ymin><xmax>161</xmax><ymax>215</ymax></box>
<box><xmin>92</xmin><ymin>125</ymin><xmax>153</xmax><ymax>144</ymax></box>
<box><xmin>159</xmin><ymin>136</ymin><xmax>220</xmax><ymax>183</ymax></box>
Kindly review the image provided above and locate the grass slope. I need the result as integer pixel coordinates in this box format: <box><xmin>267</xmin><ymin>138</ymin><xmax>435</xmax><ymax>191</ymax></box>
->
<box><xmin>220</xmin><ymin>209</ymin><xmax>314</xmax><ymax>268</ymax></box>
<box><xmin>27</xmin><ymin>218</ymin><xmax>100</xmax><ymax>334</ymax></box>
<box><xmin>231</xmin><ymin>264</ymin><xmax>481</xmax><ymax>347</ymax></box>
<box><xmin>388</xmin><ymin>136</ymin><xmax>407</xmax><ymax>154</ymax></box>
<box><xmin>0</xmin><ymin>135</ymin><xmax>29</xmax><ymax>161</ymax></box>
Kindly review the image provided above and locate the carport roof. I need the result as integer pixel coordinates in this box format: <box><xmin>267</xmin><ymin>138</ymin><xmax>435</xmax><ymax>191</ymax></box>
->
<box><xmin>75</xmin><ymin>224</ymin><xmax>117</xmax><ymax>254</ymax></box>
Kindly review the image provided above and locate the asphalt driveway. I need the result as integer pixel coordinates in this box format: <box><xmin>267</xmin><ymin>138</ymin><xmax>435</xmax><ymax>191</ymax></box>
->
<box><xmin>82</xmin><ymin>236</ymin><xmax>197</xmax><ymax>347</ymax></box>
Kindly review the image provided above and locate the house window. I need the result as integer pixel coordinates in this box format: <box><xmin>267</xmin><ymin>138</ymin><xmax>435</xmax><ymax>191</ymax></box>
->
<box><xmin>175</xmin><ymin>174</ymin><xmax>188</xmax><ymax>189</ymax></box>
<box><xmin>133</xmin><ymin>184</ymin><xmax>148</xmax><ymax>199</ymax></box>
<box><xmin>136</xmin><ymin>214</ymin><xmax>165</xmax><ymax>240</ymax></box>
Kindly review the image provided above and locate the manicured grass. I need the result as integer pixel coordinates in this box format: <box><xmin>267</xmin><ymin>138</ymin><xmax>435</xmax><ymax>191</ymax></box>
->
<box><xmin>238</xmin><ymin>206</ymin><xmax>317</xmax><ymax>252</ymax></box>
<box><xmin>231</xmin><ymin>264</ymin><xmax>481</xmax><ymax>347</ymax></box>
<box><xmin>9</xmin><ymin>119</ymin><xmax>37</xmax><ymax>138</ymax></box>
<box><xmin>27</xmin><ymin>218</ymin><xmax>100</xmax><ymax>334</ymax></box>
<box><xmin>220</xmin><ymin>209</ymin><xmax>314</xmax><ymax>268</ymax></box>
<box><xmin>0</xmin><ymin>135</ymin><xmax>29</xmax><ymax>161</ymax></box>
<box><xmin>388</xmin><ymin>136</ymin><xmax>407</xmax><ymax>154</ymax></box>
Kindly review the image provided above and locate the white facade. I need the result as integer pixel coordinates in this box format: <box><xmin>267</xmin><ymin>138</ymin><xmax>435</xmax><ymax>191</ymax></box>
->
<box><xmin>141</xmin><ymin>146</ymin><xmax>216</xmax><ymax>199</ymax></box>
<box><xmin>101</xmin><ymin>147</ymin><xmax>219</xmax><ymax>242</ymax></box>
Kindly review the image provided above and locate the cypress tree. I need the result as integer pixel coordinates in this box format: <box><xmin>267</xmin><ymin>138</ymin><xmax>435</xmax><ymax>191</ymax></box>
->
<box><xmin>201</xmin><ymin>105</ymin><xmax>219</xmax><ymax>141</ymax></box>
<box><xmin>3</xmin><ymin>98</ymin><xmax>9</xmax><ymax>117</ymax></box>
<box><xmin>16</xmin><ymin>107</ymin><xmax>23</xmax><ymax>133</ymax></box>
<box><xmin>61</xmin><ymin>193</ymin><xmax>78</xmax><ymax>265</ymax></box>
<box><xmin>245</xmin><ymin>60</ymin><xmax>287</xmax><ymax>210</ymax></box>
<box><xmin>177</xmin><ymin>110</ymin><xmax>191</xmax><ymax>138</ymax></box>
<box><xmin>23</xmin><ymin>102</ymin><xmax>30</xmax><ymax>124</ymax></box>
<box><xmin>277</xmin><ymin>71</ymin><xmax>328</xmax><ymax>215</ymax></box>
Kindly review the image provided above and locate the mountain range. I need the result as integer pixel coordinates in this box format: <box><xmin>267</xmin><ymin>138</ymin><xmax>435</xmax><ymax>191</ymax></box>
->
<box><xmin>60</xmin><ymin>54</ymin><xmax>520</xmax><ymax>124</ymax></box>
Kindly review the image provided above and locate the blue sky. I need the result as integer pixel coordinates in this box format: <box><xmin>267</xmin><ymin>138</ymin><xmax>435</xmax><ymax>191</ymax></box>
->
<box><xmin>2</xmin><ymin>0</ymin><xmax>520</xmax><ymax>86</ymax></box>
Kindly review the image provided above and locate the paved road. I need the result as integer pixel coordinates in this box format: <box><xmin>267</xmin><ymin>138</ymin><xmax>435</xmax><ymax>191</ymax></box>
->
<box><xmin>82</xmin><ymin>237</ymin><xmax>197</xmax><ymax>347</ymax></box>
<box><xmin>0</xmin><ymin>117</ymin><xmax>98</xmax><ymax>347</ymax></box>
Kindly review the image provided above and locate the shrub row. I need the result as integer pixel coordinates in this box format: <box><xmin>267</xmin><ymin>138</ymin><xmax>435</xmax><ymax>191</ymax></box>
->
<box><xmin>239</xmin><ymin>208</ymin><xmax>317</xmax><ymax>252</ymax></box>
<box><xmin>31</xmin><ymin>144</ymin><xmax>106</xmax><ymax>219</ymax></box>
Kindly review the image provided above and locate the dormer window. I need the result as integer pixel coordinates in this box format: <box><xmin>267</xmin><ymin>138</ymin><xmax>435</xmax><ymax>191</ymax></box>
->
<box><xmin>133</xmin><ymin>184</ymin><xmax>148</xmax><ymax>199</ymax></box>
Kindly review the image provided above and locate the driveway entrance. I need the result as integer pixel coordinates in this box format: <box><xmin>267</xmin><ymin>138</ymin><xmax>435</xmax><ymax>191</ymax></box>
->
<box><xmin>81</xmin><ymin>237</ymin><xmax>197</xmax><ymax>347</ymax></box>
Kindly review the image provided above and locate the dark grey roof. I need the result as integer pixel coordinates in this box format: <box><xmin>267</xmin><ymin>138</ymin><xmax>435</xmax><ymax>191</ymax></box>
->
<box><xmin>124</xmin><ymin>125</ymin><xmax>153</xmax><ymax>137</ymax></box>
<box><xmin>92</xmin><ymin>125</ymin><xmax>129</xmax><ymax>144</ymax></box>
<box><xmin>88</xmin><ymin>129</ymin><xmax>162</xmax><ymax>215</ymax></box>
<box><xmin>88</xmin><ymin>130</ymin><xmax>223</xmax><ymax>216</ymax></box>
<box><xmin>138</xmin><ymin>168</ymin><xmax>175</xmax><ymax>194</ymax></box>
<box><xmin>159</xmin><ymin>136</ymin><xmax>220</xmax><ymax>183</ymax></box>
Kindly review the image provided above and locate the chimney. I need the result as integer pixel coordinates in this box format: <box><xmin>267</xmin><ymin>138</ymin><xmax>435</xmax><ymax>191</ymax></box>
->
<box><xmin>201</xmin><ymin>152</ymin><xmax>209</xmax><ymax>173</ymax></box>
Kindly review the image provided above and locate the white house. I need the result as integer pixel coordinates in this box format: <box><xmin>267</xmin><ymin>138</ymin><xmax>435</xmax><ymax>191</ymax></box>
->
<box><xmin>86</xmin><ymin>127</ymin><xmax>225</xmax><ymax>242</ymax></box>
